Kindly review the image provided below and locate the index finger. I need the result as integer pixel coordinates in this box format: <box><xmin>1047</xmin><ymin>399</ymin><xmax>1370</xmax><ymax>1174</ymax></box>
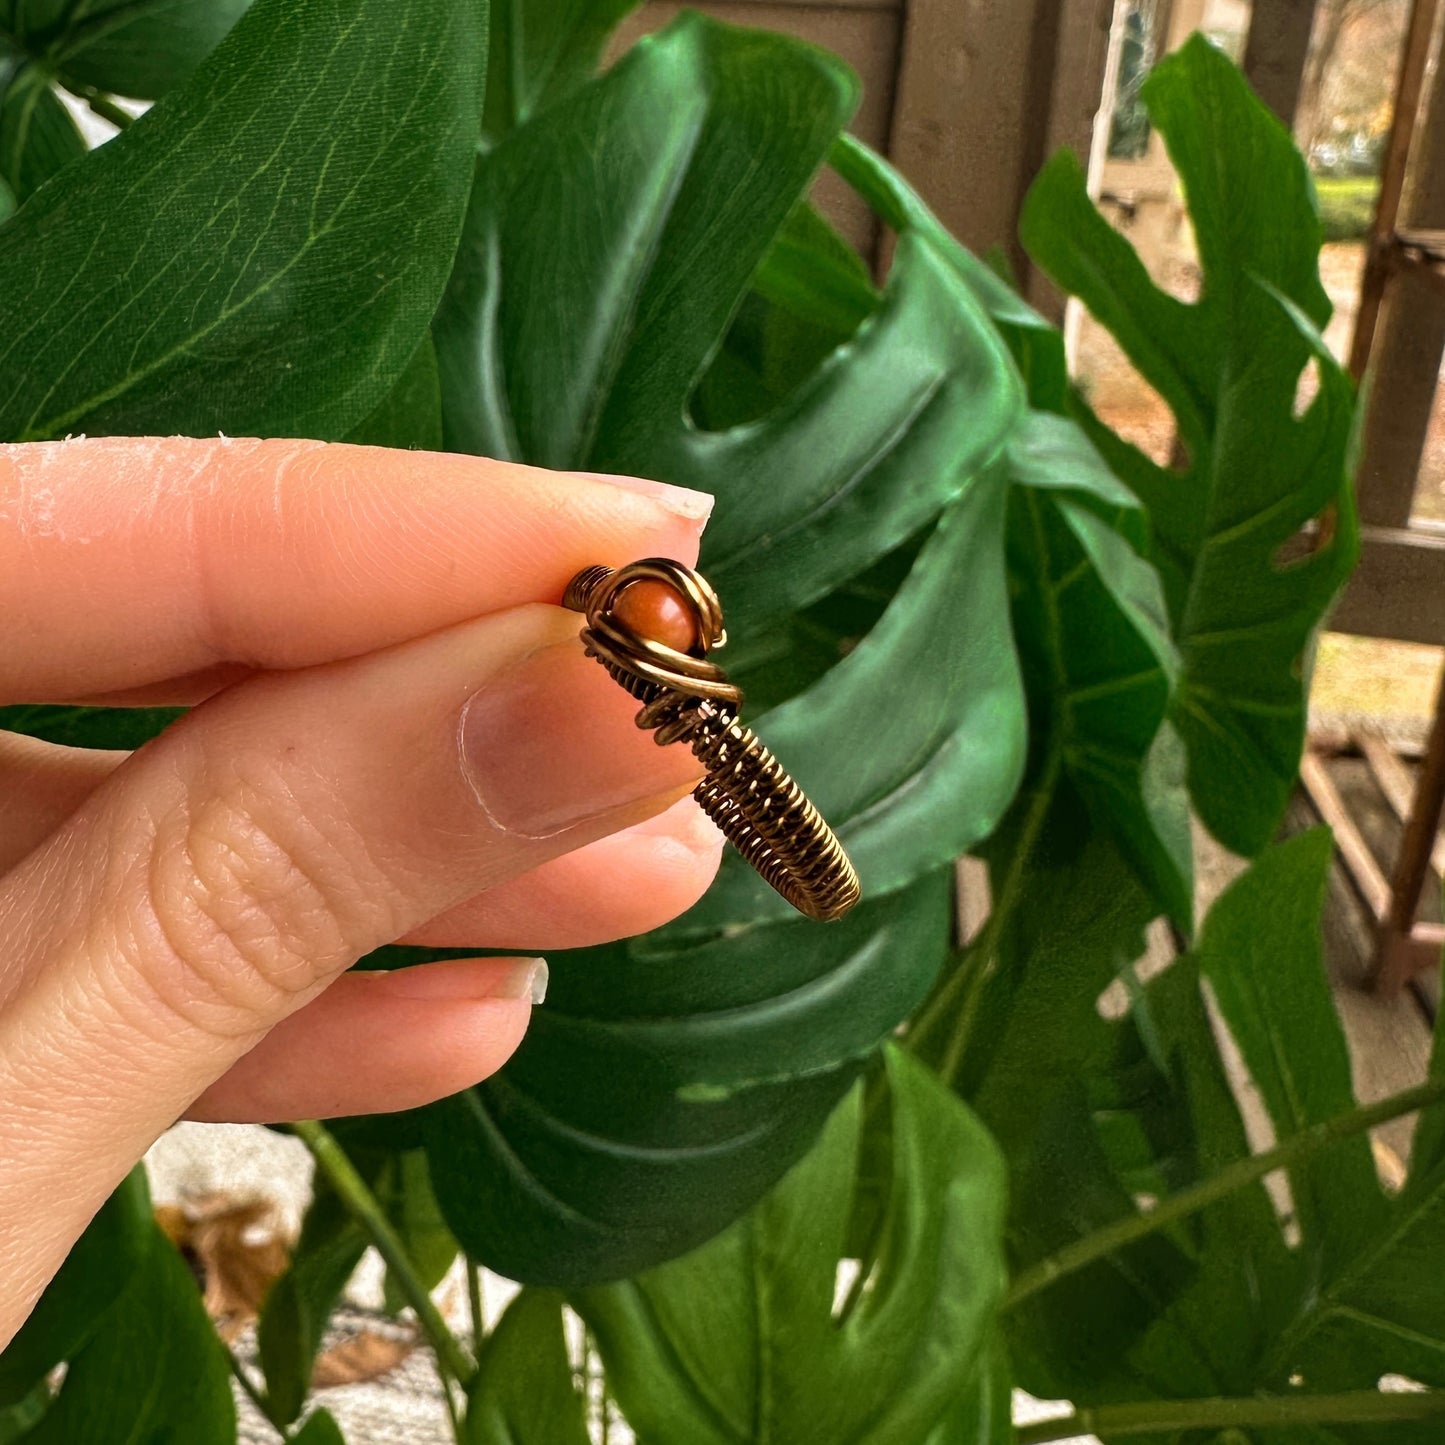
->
<box><xmin>0</xmin><ymin>436</ymin><xmax>712</xmax><ymax>703</ymax></box>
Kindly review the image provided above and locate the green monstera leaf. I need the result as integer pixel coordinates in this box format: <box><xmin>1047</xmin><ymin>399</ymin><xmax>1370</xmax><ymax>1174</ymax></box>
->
<box><xmin>1021</xmin><ymin>34</ymin><xmax>1359</xmax><ymax>857</ymax></box>
<box><xmin>434</xmin><ymin>12</ymin><xmax>1024</xmax><ymax>641</ymax></box>
<box><xmin>573</xmin><ymin>1049</ymin><xmax>1007</xmax><ymax>1445</ymax></box>
<box><xmin>0</xmin><ymin>0</ymin><xmax>484</xmax><ymax>442</ymax></box>
<box><xmin>815</xmin><ymin>139</ymin><xmax>1192</xmax><ymax>930</ymax></box>
<box><xmin>19</xmin><ymin>1178</ymin><xmax>235</xmax><ymax>1443</ymax></box>
<box><xmin>463</xmin><ymin>1292</ymin><xmax>591</xmax><ymax>1445</ymax></box>
<box><xmin>425</xmin><ymin>868</ymin><xmax>955</xmax><ymax>1284</ymax></box>
<box><xmin>679</xmin><ymin>464</ymin><xmax>1026</xmax><ymax>931</ymax></box>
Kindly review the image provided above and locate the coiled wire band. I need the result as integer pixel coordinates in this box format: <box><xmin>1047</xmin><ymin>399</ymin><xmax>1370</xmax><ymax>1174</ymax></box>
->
<box><xmin>563</xmin><ymin>559</ymin><xmax>860</xmax><ymax>923</ymax></box>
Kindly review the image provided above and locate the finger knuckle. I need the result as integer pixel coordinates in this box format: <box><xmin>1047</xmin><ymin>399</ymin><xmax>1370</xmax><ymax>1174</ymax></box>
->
<box><xmin>137</xmin><ymin>761</ymin><xmax>394</xmax><ymax>1031</ymax></box>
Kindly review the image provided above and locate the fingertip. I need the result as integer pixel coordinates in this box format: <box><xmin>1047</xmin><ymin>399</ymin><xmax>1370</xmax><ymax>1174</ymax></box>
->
<box><xmin>568</xmin><ymin>469</ymin><xmax>714</xmax><ymax>526</ymax></box>
<box><xmin>184</xmin><ymin>958</ymin><xmax>542</xmax><ymax>1123</ymax></box>
<box><xmin>401</xmin><ymin>796</ymin><xmax>724</xmax><ymax>949</ymax></box>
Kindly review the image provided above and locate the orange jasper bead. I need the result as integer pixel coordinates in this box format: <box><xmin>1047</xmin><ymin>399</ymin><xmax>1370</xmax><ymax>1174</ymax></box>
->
<box><xmin>613</xmin><ymin>578</ymin><xmax>699</xmax><ymax>653</ymax></box>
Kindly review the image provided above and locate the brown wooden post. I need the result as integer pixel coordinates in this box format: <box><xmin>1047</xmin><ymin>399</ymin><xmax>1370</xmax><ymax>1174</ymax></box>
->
<box><xmin>1242</xmin><ymin>0</ymin><xmax>1318</xmax><ymax>127</ymax></box>
<box><xmin>1377</xmin><ymin>674</ymin><xmax>1445</xmax><ymax>991</ymax></box>
<box><xmin>1028</xmin><ymin>0</ymin><xmax>1119</xmax><ymax>316</ymax></box>
<box><xmin>889</xmin><ymin>0</ymin><xmax>1114</xmax><ymax>320</ymax></box>
<box><xmin>1348</xmin><ymin>0</ymin><xmax>1443</xmax><ymax>382</ymax></box>
<box><xmin>889</xmin><ymin>0</ymin><xmax>1050</xmax><ymax>284</ymax></box>
<box><xmin>1347</xmin><ymin>0</ymin><xmax>1445</xmax><ymax>534</ymax></box>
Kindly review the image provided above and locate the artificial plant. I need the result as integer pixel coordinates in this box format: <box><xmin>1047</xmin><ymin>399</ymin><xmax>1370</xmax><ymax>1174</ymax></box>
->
<box><xmin>2</xmin><ymin>1</ymin><xmax>1441</xmax><ymax>1441</ymax></box>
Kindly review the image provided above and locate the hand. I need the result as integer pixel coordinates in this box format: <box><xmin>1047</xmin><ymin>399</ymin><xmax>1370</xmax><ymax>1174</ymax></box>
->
<box><xmin>0</xmin><ymin>436</ymin><xmax>721</xmax><ymax>1346</ymax></box>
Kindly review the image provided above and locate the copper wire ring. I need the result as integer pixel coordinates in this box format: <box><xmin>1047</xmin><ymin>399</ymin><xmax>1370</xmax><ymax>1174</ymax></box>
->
<box><xmin>563</xmin><ymin>559</ymin><xmax>861</xmax><ymax>923</ymax></box>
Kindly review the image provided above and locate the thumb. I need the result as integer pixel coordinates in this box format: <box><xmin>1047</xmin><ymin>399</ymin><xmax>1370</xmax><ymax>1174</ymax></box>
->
<box><xmin>0</xmin><ymin>602</ymin><xmax>701</xmax><ymax>1337</ymax></box>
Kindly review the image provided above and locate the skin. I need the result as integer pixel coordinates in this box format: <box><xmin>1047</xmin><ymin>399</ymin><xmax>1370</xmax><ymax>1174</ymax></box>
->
<box><xmin>0</xmin><ymin>436</ymin><xmax>723</xmax><ymax>1348</ymax></box>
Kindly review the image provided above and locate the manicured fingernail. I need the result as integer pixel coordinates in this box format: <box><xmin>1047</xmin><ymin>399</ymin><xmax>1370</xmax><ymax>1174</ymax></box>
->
<box><xmin>384</xmin><ymin>957</ymin><xmax>548</xmax><ymax>1004</ymax></box>
<box><xmin>458</xmin><ymin>637</ymin><xmax>702</xmax><ymax>839</ymax></box>
<box><xmin>574</xmin><ymin>471</ymin><xmax>715</xmax><ymax>523</ymax></box>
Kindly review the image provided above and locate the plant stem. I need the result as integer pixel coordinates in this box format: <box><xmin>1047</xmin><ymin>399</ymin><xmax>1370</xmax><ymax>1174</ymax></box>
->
<box><xmin>292</xmin><ymin>1120</ymin><xmax>476</xmax><ymax>1388</ymax></box>
<box><xmin>441</xmin><ymin>1375</ymin><xmax>464</xmax><ymax>1443</ymax></box>
<box><xmin>225</xmin><ymin>1346</ymin><xmax>287</xmax><ymax>1440</ymax></box>
<box><xmin>1015</xmin><ymin>1388</ymin><xmax>1445</xmax><ymax>1442</ymax></box>
<box><xmin>1006</xmin><ymin>1074</ymin><xmax>1445</xmax><ymax>1309</ymax></box>
<box><xmin>909</xmin><ymin>742</ymin><xmax>1062</xmax><ymax>1085</ymax></box>
<box><xmin>56</xmin><ymin>80</ymin><xmax>133</xmax><ymax>130</ymax></box>
<box><xmin>467</xmin><ymin>1258</ymin><xmax>485</xmax><ymax>1350</ymax></box>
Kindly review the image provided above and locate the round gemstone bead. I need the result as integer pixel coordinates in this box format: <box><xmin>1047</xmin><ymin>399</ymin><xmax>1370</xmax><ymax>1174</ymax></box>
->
<box><xmin>613</xmin><ymin>578</ymin><xmax>699</xmax><ymax>653</ymax></box>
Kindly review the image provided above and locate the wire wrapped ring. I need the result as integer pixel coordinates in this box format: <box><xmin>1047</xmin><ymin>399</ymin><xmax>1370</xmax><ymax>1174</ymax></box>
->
<box><xmin>563</xmin><ymin>558</ymin><xmax>861</xmax><ymax>923</ymax></box>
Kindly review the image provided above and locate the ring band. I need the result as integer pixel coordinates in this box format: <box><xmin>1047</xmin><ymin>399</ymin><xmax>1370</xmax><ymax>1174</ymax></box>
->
<box><xmin>563</xmin><ymin>559</ymin><xmax>861</xmax><ymax>923</ymax></box>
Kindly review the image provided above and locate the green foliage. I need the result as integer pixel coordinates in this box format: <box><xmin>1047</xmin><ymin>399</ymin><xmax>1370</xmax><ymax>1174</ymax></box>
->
<box><xmin>423</xmin><ymin>867</ymin><xmax>955</xmax><ymax>1283</ymax></box>
<box><xmin>995</xmin><ymin>834</ymin><xmax>1445</xmax><ymax>1438</ymax></box>
<box><xmin>0</xmin><ymin>60</ymin><xmax>82</xmax><ymax>204</ymax></box>
<box><xmin>420</xmin><ymin>10</ymin><xmax>1036</xmax><ymax>1286</ymax></box>
<box><xmin>573</xmin><ymin>1050</ymin><xmax>1007</xmax><ymax>1445</ymax></box>
<box><xmin>2</xmin><ymin>0</ymin><xmax>252</xmax><ymax>102</ymax></box>
<box><xmin>10</xmin><ymin>1172</ymin><xmax>235</xmax><ymax>1443</ymax></box>
<box><xmin>1022</xmin><ymin>35</ymin><xmax>1359</xmax><ymax>858</ymax></box>
<box><xmin>481</xmin><ymin>0</ymin><xmax>640</xmax><ymax>145</ymax></box>
<box><xmin>1004</xmin><ymin>414</ymin><xmax>1190</xmax><ymax>928</ymax></box>
<box><xmin>0</xmin><ymin>1169</ymin><xmax>153</xmax><ymax>1406</ymax></box>
<box><xmin>1197</xmin><ymin>831</ymin><xmax>1388</xmax><ymax>1273</ymax></box>
<box><xmin>258</xmin><ymin>1170</ymin><xmax>371</xmax><ymax>1426</ymax></box>
<box><xmin>378</xmin><ymin>1150</ymin><xmax>460</xmax><ymax>1316</ymax></box>
<box><xmin>1415</xmin><ymin>991</ymin><xmax>1445</xmax><ymax>1178</ymax></box>
<box><xmin>0</xmin><ymin>0</ymin><xmax>483</xmax><ymax>442</ymax></box>
<box><xmin>291</xmin><ymin>1412</ymin><xmax>346</xmax><ymax>1445</ymax></box>
<box><xmin>4</xmin><ymin>7</ymin><xmax>1438</xmax><ymax>1445</ymax></box>
<box><xmin>345</xmin><ymin>337</ymin><xmax>445</xmax><ymax>453</ymax></box>
<box><xmin>693</xmin><ymin>466</ymin><xmax>1025</xmax><ymax>927</ymax></box>
<box><xmin>462</xmin><ymin>1292</ymin><xmax>591</xmax><ymax>1445</ymax></box>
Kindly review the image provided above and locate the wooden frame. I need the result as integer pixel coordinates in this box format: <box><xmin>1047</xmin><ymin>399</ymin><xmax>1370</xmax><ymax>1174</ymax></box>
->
<box><xmin>1320</xmin><ymin>0</ymin><xmax>1445</xmax><ymax>989</ymax></box>
<box><xmin>1300</xmin><ymin>724</ymin><xmax>1445</xmax><ymax>993</ymax></box>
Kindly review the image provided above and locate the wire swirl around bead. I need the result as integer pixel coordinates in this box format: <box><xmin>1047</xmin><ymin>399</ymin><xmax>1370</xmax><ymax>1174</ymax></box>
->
<box><xmin>563</xmin><ymin>558</ymin><xmax>861</xmax><ymax>922</ymax></box>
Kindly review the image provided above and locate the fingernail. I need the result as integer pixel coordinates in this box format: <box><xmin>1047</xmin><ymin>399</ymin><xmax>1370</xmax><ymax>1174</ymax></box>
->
<box><xmin>627</xmin><ymin>796</ymin><xmax>725</xmax><ymax>858</ymax></box>
<box><xmin>459</xmin><ymin>638</ymin><xmax>702</xmax><ymax>839</ymax></box>
<box><xmin>493</xmin><ymin>957</ymin><xmax>549</xmax><ymax>1004</ymax></box>
<box><xmin>574</xmin><ymin>471</ymin><xmax>715</xmax><ymax>524</ymax></box>
<box><xmin>384</xmin><ymin>957</ymin><xmax>549</xmax><ymax>1005</ymax></box>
